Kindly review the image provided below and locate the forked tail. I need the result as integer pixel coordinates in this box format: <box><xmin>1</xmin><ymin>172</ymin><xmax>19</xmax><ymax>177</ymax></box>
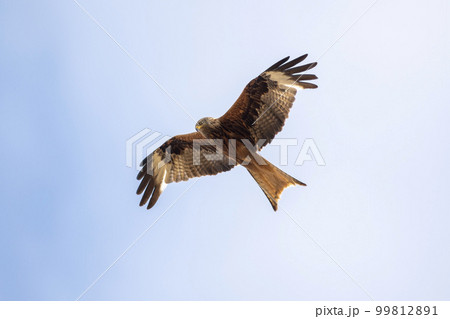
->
<box><xmin>245</xmin><ymin>155</ymin><xmax>306</xmax><ymax>211</ymax></box>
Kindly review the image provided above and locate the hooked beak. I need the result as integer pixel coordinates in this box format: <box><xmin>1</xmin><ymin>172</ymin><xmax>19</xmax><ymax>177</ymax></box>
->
<box><xmin>195</xmin><ymin>124</ymin><xmax>201</xmax><ymax>132</ymax></box>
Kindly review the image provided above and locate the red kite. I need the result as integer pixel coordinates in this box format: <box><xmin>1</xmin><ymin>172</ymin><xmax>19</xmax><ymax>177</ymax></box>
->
<box><xmin>137</xmin><ymin>54</ymin><xmax>317</xmax><ymax>210</ymax></box>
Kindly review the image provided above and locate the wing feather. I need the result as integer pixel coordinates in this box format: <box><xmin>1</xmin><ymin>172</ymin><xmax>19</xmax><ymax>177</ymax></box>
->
<box><xmin>220</xmin><ymin>55</ymin><xmax>318</xmax><ymax>150</ymax></box>
<box><xmin>136</xmin><ymin>132</ymin><xmax>235</xmax><ymax>209</ymax></box>
<box><xmin>277</xmin><ymin>54</ymin><xmax>308</xmax><ymax>71</ymax></box>
<box><xmin>284</xmin><ymin>62</ymin><xmax>318</xmax><ymax>75</ymax></box>
<box><xmin>265</xmin><ymin>56</ymin><xmax>290</xmax><ymax>71</ymax></box>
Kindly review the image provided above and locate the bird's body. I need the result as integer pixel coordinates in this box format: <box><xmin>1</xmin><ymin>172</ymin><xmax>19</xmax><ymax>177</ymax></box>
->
<box><xmin>137</xmin><ymin>54</ymin><xmax>317</xmax><ymax>211</ymax></box>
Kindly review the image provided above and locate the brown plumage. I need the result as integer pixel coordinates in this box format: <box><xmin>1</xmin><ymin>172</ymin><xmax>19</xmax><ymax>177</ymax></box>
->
<box><xmin>137</xmin><ymin>54</ymin><xmax>317</xmax><ymax>210</ymax></box>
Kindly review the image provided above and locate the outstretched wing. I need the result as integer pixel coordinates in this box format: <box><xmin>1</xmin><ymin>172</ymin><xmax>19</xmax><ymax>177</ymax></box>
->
<box><xmin>220</xmin><ymin>54</ymin><xmax>317</xmax><ymax>150</ymax></box>
<box><xmin>136</xmin><ymin>132</ymin><xmax>235</xmax><ymax>209</ymax></box>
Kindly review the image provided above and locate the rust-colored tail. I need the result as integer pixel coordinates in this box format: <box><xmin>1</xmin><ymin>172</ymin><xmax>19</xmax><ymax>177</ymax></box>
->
<box><xmin>245</xmin><ymin>155</ymin><xmax>306</xmax><ymax>211</ymax></box>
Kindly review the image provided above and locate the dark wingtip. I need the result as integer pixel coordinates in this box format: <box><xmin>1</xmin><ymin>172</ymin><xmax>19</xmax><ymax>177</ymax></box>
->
<box><xmin>139</xmin><ymin>192</ymin><xmax>148</xmax><ymax>206</ymax></box>
<box><xmin>277</xmin><ymin>54</ymin><xmax>309</xmax><ymax>71</ymax></box>
<box><xmin>147</xmin><ymin>196</ymin><xmax>159</xmax><ymax>210</ymax></box>
<box><xmin>265</xmin><ymin>56</ymin><xmax>290</xmax><ymax>72</ymax></box>
<box><xmin>297</xmin><ymin>74</ymin><xmax>318</xmax><ymax>81</ymax></box>
<box><xmin>139</xmin><ymin>193</ymin><xmax>149</xmax><ymax>206</ymax></box>
<box><xmin>285</xmin><ymin>62</ymin><xmax>318</xmax><ymax>75</ymax></box>
<box><xmin>300</xmin><ymin>83</ymin><xmax>318</xmax><ymax>89</ymax></box>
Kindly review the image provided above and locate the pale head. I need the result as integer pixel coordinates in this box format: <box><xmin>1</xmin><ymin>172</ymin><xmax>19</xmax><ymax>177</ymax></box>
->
<box><xmin>195</xmin><ymin>117</ymin><xmax>219</xmax><ymax>137</ymax></box>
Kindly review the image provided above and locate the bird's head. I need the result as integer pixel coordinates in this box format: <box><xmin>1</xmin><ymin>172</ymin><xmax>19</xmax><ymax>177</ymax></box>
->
<box><xmin>195</xmin><ymin>117</ymin><xmax>218</xmax><ymax>136</ymax></box>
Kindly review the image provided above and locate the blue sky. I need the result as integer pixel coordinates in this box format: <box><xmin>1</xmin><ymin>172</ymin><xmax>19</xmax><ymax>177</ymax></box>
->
<box><xmin>1</xmin><ymin>0</ymin><xmax>449</xmax><ymax>300</ymax></box>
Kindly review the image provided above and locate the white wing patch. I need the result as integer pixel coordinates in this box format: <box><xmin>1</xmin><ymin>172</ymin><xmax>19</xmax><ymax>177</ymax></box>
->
<box><xmin>265</xmin><ymin>71</ymin><xmax>305</xmax><ymax>90</ymax></box>
<box><xmin>161</xmin><ymin>168</ymin><xmax>168</xmax><ymax>191</ymax></box>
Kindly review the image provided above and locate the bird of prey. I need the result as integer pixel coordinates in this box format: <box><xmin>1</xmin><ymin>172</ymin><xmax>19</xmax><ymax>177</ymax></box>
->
<box><xmin>137</xmin><ymin>54</ymin><xmax>317</xmax><ymax>211</ymax></box>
